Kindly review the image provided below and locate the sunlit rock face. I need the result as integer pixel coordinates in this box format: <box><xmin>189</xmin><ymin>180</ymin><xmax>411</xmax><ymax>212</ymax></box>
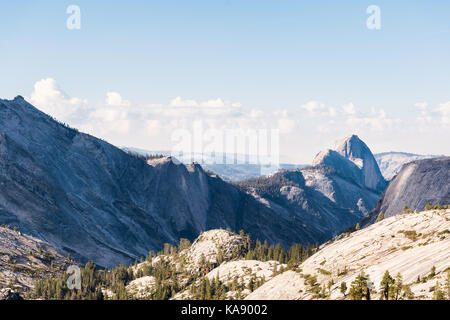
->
<box><xmin>236</xmin><ymin>135</ymin><xmax>386</xmax><ymax>243</ymax></box>
<box><xmin>363</xmin><ymin>157</ymin><xmax>450</xmax><ymax>226</ymax></box>
<box><xmin>330</xmin><ymin>134</ymin><xmax>387</xmax><ymax>192</ymax></box>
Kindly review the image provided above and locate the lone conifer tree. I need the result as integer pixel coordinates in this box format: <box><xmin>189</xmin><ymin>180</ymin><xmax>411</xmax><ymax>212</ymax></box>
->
<box><xmin>380</xmin><ymin>270</ymin><xmax>394</xmax><ymax>300</ymax></box>
<box><xmin>349</xmin><ymin>271</ymin><xmax>370</xmax><ymax>300</ymax></box>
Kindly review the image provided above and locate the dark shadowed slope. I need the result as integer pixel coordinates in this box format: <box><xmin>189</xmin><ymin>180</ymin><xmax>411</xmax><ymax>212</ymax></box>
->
<box><xmin>0</xmin><ymin>97</ymin><xmax>322</xmax><ymax>267</ymax></box>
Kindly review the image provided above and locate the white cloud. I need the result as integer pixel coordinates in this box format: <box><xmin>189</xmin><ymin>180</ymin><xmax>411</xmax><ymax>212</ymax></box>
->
<box><xmin>414</xmin><ymin>101</ymin><xmax>450</xmax><ymax>125</ymax></box>
<box><xmin>327</xmin><ymin>107</ymin><xmax>337</xmax><ymax>117</ymax></box>
<box><xmin>106</xmin><ymin>91</ymin><xmax>131</xmax><ymax>107</ymax></box>
<box><xmin>301</xmin><ymin>101</ymin><xmax>325</xmax><ymax>114</ymax></box>
<box><xmin>29</xmin><ymin>78</ymin><xmax>87</xmax><ymax>122</ymax></box>
<box><xmin>273</xmin><ymin>110</ymin><xmax>288</xmax><ymax>118</ymax></box>
<box><xmin>316</xmin><ymin>124</ymin><xmax>331</xmax><ymax>133</ymax></box>
<box><xmin>278</xmin><ymin>118</ymin><xmax>296</xmax><ymax>134</ymax></box>
<box><xmin>250</xmin><ymin>109</ymin><xmax>265</xmax><ymax>118</ymax></box>
<box><xmin>169</xmin><ymin>96</ymin><xmax>199</xmax><ymax>107</ymax></box>
<box><xmin>200</xmin><ymin>98</ymin><xmax>225</xmax><ymax>108</ymax></box>
<box><xmin>342</xmin><ymin>103</ymin><xmax>356</xmax><ymax>115</ymax></box>
<box><xmin>414</xmin><ymin>102</ymin><xmax>428</xmax><ymax>110</ymax></box>
<box><xmin>25</xmin><ymin>79</ymin><xmax>281</xmax><ymax>153</ymax></box>
<box><xmin>28</xmin><ymin>79</ymin><xmax>447</xmax><ymax>163</ymax></box>
<box><xmin>346</xmin><ymin>108</ymin><xmax>399</xmax><ymax>131</ymax></box>
<box><xmin>414</xmin><ymin>101</ymin><xmax>432</xmax><ymax>125</ymax></box>
<box><xmin>146</xmin><ymin>119</ymin><xmax>163</xmax><ymax>136</ymax></box>
<box><xmin>435</xmin><ymin>101</ymin><xmax>450</xmax><ymax>124</ymax></box>
<box><xmin>300</xmin><ymin>101</ymin><xmax>337</xmax><ymax>117</ymax></box>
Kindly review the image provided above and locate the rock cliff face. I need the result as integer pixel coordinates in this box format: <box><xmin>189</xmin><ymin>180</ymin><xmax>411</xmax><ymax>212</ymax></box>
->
<box><xmin>236</xmin><ymin>135</ymin><xmax>385</xmax><ymax>242</ymax></box>
<box><xmin>0</xmin><ymin>97</ymin><xmax>320</xmax><ymax>267</ymax></box>
<box><xmin>0</xmin><ymin>226</ymin><xmax>68</xmax><ymax>290</ymax></box>
<box><xmin>330</xmin><ymin>134</ymin><xmax>387</xmax><ymax>192</ymax></box>
<box><xmin>362</xmin><ymin>157</ymin><xmax>450</xmax><ymax>226</ymax></box>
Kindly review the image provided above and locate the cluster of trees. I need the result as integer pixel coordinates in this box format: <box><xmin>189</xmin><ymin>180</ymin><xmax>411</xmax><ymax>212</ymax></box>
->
<box><xmin>378</xmin><ymin>271</ymin><xmax>412</xmax><ymax>300</ymax></box>
<box><xmin>0</xmin><ymin>224</ymin><xmax>20</xmax><ymax>233</ymax></box>
<box><xmin>433</xmin><ymin>270</ymin><xmax>450</xmax><ymax>300</ymax></box>
<box><xmin>340</xmin><ymin>268</ymin><xmax>450</xmax><ymax>300</ymax></box>
<box><xmin>125</xmin><ymin>150</ymin><xmax>166</xmax><ymax>162</ymax></box>
<box><xmin>234</xmin><ymin>170</ymin><xmax>305</xmax><ymax>204</ymax></box>
<box><xmin>401</xmin><ymin>202</ymin><xmax>450</xmax><ymax>214</ymax></box>
<box><xmin>186</xmin><ymin>272</ymin><xmax>267</xmax><ymax>300</ymax></box>
<box><xmin>353</xmin><ymin>202</ymin><xmax>450</xmax><ymax>234</ymax></box>
<box><xmin>188</xmin><ymin>274</ymin><xmax>227</xmax><ymax>300</ymax></box>
<box><xmin>424</xmin><ymin>202</ymin><xmax>450</xmax><ymax>211</ymax></box>
<box><xmin>33</xmin><ymin>261</ymin><xmax>105</xmax><ymax>300</ymax></box>
<box><xmin>30</xmin><ymin>229</ymin><xmax>317</xmax><ymax>300</ymax></box>
<box><xmin>244</xmin><ymin>239</ymin><xmax>318</xmax><ymax>268</ymax></box>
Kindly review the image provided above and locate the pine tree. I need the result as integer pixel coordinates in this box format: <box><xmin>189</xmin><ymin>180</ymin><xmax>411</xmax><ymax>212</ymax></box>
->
<box><xmin>340</xmin><ymin>282</ymin><xmax>347</xmax><ymax>297</ymax></box>
<box><xmin>217</xmin><ymin>250</ymin><xmax>224</xmax><ymax>265</ymax></box>
<box><xmin>380</xmin><ymin>270</ymin><xmax>394</xmax><ymax>300</ymax></box>
<box><xmin>327</xmin><ymin>279</ymin><xmax>334</xmax><ymax>294</ymax></box>
<box><xmin>391</xmin><ymin>273</ymin><xmax>403</xmax><ymax>300</ymax></box>
<box><xmin>445</xmin><ymin>270</ymin><xmax>450</xmax><ymax>300</ymax></box>
<box><xmin>349</xmin><ymin>271</ymin><xmax>370</xmax><ymax>300</ymax></box>
<box><xmin>433</xmin><ymin>281</ymin><xmax>445</xmax><ymax>300</ymax></box>
<box><xmin>430</xmin><ymin>266</ymin><xmax>436</xmax><ymax>278</ymax></box>
<box><xmin>403</xmin><ymin>284</ymin><xmax>414</xmax><ymax>300</ymax></box>
<box><xmin>248</xmin><ymin>276</ymin><xmax>255</xmax><ymax>292</ymax></box>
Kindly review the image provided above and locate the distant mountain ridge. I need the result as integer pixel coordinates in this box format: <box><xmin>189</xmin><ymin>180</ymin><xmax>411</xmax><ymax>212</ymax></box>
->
<box><xmin>375</xmin><ymin>152</ymin><xmax>445</xmax><ymax>180</ymax></box>
<box><xmin>122</xmin><ymin>147</ymin><xmax>307</xmax><ymax>182</ymax></box>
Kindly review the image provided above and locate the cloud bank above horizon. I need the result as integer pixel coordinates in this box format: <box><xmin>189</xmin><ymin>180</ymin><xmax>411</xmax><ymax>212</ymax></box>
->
<box><xmin>26</xmin><ymin>78</ymin><xmax>449</xmax><ymax>163</ymax></box>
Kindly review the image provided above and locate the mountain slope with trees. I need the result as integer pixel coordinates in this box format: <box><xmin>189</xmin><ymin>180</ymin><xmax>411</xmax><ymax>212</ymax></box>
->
<box><xmin>0</xmin><ymin>97</ymin><xmax>326</xmax><ymax>267</ymax></box>
<box><xmin>246</xmin><ymin>208</ymin><xmax>450</xmax><ymax>300</ymax></box>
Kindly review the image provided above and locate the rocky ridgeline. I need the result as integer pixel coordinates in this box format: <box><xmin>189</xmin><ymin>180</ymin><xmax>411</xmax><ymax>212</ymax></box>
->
<box><xmin>246</xmin><ymin>209</ymin><xmax>450</xmax><ymax>300</ymax></box>
<box><xmin>121</xmin><ymin>229</ymin><xmax>287</xmax><ymax>300</ymax></box>
<box><xmin>132</xmin><ymin>229</ymin><xmax>246</xmax><ymax>273</ymax></box>
<box><xmin>374</xmin><ymin>152</ymin><xmax>443</xmax><ymax>181</ymax></box>
<box><xmin>0</xmin><ymin>225</ymin><xmax>69</xmax><ymax>295</ymax></box>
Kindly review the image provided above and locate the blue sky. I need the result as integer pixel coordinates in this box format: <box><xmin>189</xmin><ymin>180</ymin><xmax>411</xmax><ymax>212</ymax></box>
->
<box><xmin>1</xmin><ymin>1</ymin><xmax>449</xmax><ymax>162</ymax></box>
